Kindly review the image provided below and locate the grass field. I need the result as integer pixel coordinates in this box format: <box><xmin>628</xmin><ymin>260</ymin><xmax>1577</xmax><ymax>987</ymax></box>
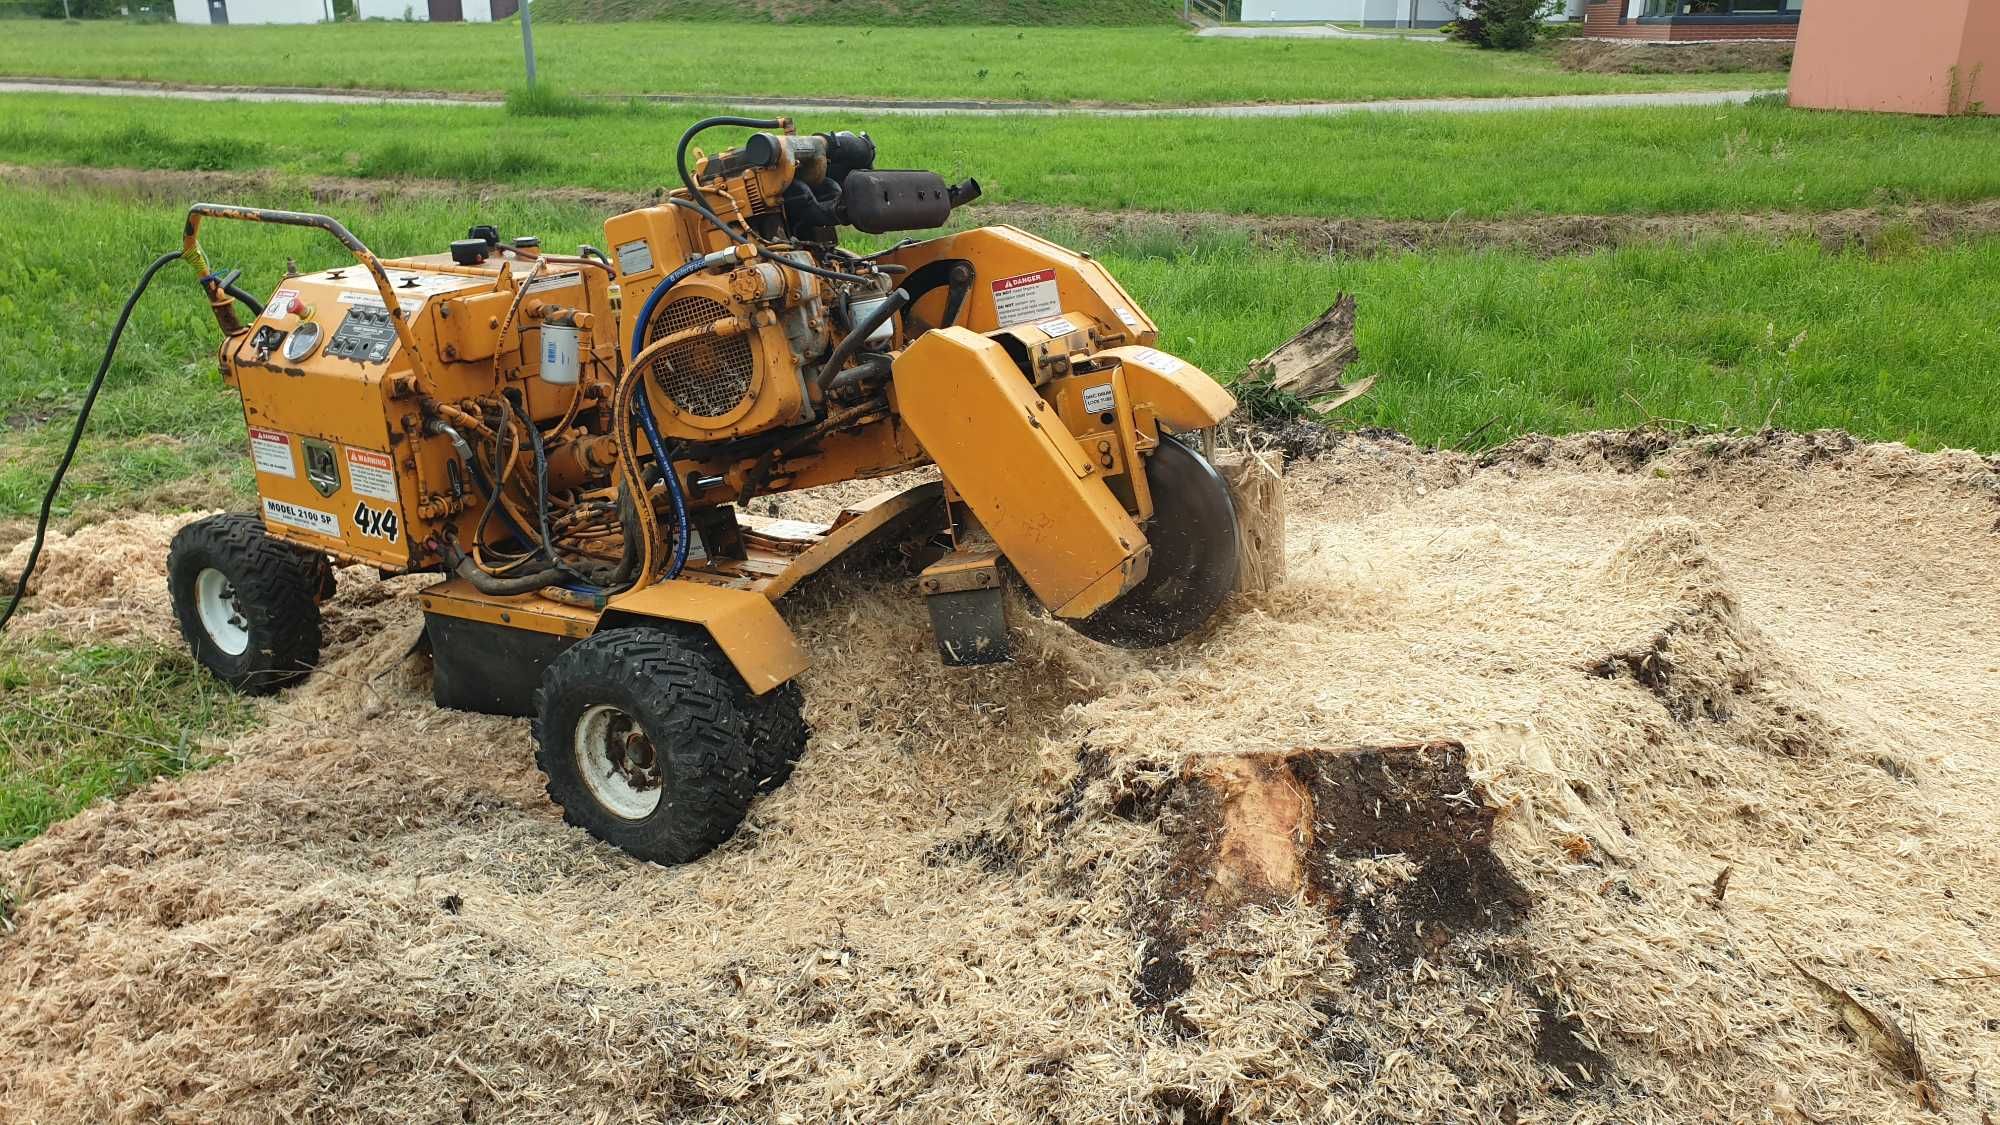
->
<box><xmin>5</xmin><ymin>92</ymin><xmax>1997</xmax><ymax>221</ymax></box>
<box><xmin>0</xmin><ymin>23</ymin><xmax>1785</xmax><ymax>106</ymax></box>
<box><xmin>0</xmin><ymin>635</ymin><xmax>253</xmax><ymax>848</ymax></box>
<box><xmin>4</xmin><ymin>182</ymin><xmax>1995</xmax><ymax>537</ymax></box>
<box><xmin>527</xmin><ymin>0</ymin><xmax>1182</xmax><ymax>23</ymax></box>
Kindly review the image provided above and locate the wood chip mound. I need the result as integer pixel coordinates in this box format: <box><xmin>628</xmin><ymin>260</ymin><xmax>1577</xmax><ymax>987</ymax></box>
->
<box><xmin>3</xmin><ymin>430</ymin><xmax>1998</xmax><ymax>1123</ymax></box>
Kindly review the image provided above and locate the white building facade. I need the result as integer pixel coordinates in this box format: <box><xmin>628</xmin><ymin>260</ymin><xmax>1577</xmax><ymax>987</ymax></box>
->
<box><xmin>171</xmin><ymin>0</ymin><xmax>325</xmax><ymax>22</ymax></box>
<box><xmin>1241</xmin><ymin>0</ymin><xmax>1585</xmax><ymax>25</ymax></box>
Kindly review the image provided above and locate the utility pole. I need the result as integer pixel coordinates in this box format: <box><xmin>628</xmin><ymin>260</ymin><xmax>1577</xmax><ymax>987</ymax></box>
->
<box><xmin>520</xmin><ymin>0</ymin><xmax>538</xmax><ymax>86</ymax></box>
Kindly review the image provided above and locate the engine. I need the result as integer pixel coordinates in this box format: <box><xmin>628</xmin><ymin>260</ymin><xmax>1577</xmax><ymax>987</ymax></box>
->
<box><xmin>604</xmin><ymin>120</ymin><xmax>981</xmax><ymax>443</ymax></box>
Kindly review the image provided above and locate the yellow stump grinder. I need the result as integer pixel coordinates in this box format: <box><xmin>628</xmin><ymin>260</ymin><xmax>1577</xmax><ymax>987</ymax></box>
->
<box><xmin>4</xmin><ymin>118</ymin><xmax>1241</xmax><ymax>863</ymax></box>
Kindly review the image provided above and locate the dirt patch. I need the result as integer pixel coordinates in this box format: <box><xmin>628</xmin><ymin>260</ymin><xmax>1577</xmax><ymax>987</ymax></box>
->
<box><xmin>2</xmin><ymin>430</ymin><xmax>1999</xmax><ymax>1122</ymax></box>
<box><xmin>1559</xmin><ymin>40</ymin><xmax>1794</xmax><ymax>75</ymax></box>
<box><xmin>10</xmin><ymin>162</ymin><xmax>2000</xmax><ymax>261</ymax></box>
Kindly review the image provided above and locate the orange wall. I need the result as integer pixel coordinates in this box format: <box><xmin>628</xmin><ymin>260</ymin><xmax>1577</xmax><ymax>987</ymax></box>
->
<box><xmin>1790</xmin><ymin>0</ymin><xmax>1997</xmax><ymax>115</ymax></box>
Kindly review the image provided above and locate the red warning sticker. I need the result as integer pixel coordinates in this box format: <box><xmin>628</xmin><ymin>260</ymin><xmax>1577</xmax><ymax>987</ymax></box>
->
<box><xmin>248</xmin><ymin>427</ymin><xmax>295</xmax><ymax>478</ymax></box>
<box><xmin>991</xmin><ymin>268</ymin><xmax>1061</xmax><ymax>327</ymax></box>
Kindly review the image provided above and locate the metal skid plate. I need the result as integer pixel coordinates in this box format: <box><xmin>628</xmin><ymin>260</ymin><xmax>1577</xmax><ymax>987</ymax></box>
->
<box><xmin>922</xmin><ymin>548</ymin><xmax>1008</xmax><ymax>666</ymax></box>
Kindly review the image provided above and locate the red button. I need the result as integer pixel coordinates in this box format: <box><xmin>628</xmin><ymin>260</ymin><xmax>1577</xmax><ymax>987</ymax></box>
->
<box><xmin>287</xmin><ymin>297</ymin><xmax>305</xmax><ymax>315</ymax></box>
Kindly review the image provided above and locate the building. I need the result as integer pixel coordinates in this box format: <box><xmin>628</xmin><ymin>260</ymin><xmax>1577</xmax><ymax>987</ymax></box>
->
<box><xmin>169</xmin><ymin>0</ymin><xmax>513</xmax><ymax>21</ymax></box>
<box><xmin>1240</xmin><ymin>1</ymin><xmax>1584</xmax><ymax>28</ymax></box>
<box><xmin>171</xmin><ymin>0</ymin><xmax>325</xmax><ymax>22</ymax></box>
<box><xmin>1790</xmin><ymin>0</ymin><xmax>1995</xmax><ymax>115</ymax></box>
<box><xmin>1581</xmin><ymin>0</ymin><xmax>1803</xmax><ymax>42</ymax></box>
<box><xmin>355</xmin><ymin>0</ymin><xmax>516</xmax><ymax>18</ymax></box>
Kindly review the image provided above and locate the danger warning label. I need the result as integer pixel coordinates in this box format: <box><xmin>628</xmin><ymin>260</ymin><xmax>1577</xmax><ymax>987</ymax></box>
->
<box><xmin>249</xmin><ymin>428</ymin><xmax>295</xmax><ymax>478</ymax></box>
<box><xmin>991</xmin><ymin>268</ymin><xmax>1061</xmax><ymax>327</ymax></box>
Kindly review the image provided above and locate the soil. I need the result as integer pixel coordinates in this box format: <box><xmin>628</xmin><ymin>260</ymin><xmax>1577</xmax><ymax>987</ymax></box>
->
<box><xmin>9</xmin><ymin>163</ymin><xmax>1999</xmax><ymax>260</ymax></box>
<box><xmin>2</xmin><ymin>430</ymin><xmax>1999</xmax><ymax>1123</ymax></box>
<box><xmin>1557</xmin><ymin>40</ymin><xmax>1795</xmax><ymax>76</ymax></box>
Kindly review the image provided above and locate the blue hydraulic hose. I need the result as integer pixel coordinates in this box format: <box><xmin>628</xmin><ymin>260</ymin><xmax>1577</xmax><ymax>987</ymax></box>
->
<box><xmin>628</xmin><ymin>259</ymin><xmax>711</xmax><ymax>581</ymax></box>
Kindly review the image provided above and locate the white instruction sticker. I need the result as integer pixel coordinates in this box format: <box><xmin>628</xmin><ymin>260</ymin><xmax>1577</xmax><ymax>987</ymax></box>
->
<box><xmin>1082</xmin><ymin>383</ymin><xmax>1117</xmax><ymax>414</ymax></box>
<box><xmin>248</xmin><ymin>427</ymin><xmax>296</xmax><ymax>478</ymax></box>
<box><xmin>262</xmin><ymin>289</ymin><xmax>299</xmax><ymax>319</ymax></box>
<box><xmin>1112</xmin><ymin>306</ymin><xmax>1142</xmax><ymax>329</ymax></box>
<box><xmin>991</xmin><ymin>268</ymin><xmax>1061</xmax><ymax>327</ymax></box>
<box><xmin>524</xmin><ymin>273</ymin><xmax>585</xmax><ymax>296</ymax></box>
<box><xmin>617</xmin><ymin>238</ymin><xmax>654</xmax><ymax>277</ymax></box>
<box><xmin>1131</xmin><ymin>347</ymin><xmax>1185</xmax><ymax>375</ymax></box>
<box><xmin>1035</xmin><ymin>316</ymin><xmax>1079</xmax><ymax>339</ymax></box>
<box><xmin>344</xmin><ymin>447</ymin><xmax>399</xmax><ymax>503</ymax></box>
<box><xmin>263</xmin><ymin>497</ymin><xmax>341</xmax><ymax>538</ymax></box>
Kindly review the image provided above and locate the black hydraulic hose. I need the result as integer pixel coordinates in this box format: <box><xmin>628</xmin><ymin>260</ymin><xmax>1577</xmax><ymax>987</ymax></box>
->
<box><xmin>438</xmin><ymin>539</ymin><xmax>561</xmax><ymax>596</ymax></box>
<box><xmin>0</xmin><ymin>250</ymin><xmax>183</xmax><ymax>635</ymax></box>
<box><xmin>814</xmin><ymin>288</ymin><xmax>909</xmax><ymax>394</ymax></box>
<box><xmin>674</xmin><ymin>115</ymin><xmax>783</xmax><ymax>247</ymax></box>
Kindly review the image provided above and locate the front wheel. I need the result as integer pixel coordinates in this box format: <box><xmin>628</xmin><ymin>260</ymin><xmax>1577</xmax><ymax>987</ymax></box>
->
<box><xmin>167</xmin><ymin>512</ymin><xmax>325</xmax><ymax>694</ymax></box>
<box><xmin>533</xmin><ymin>628</ymin><xmax>765</xmax><ymax>864</ymax></box>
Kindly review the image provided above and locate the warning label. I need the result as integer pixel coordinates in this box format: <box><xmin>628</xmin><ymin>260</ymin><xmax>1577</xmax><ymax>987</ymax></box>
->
<box><xmin>248</xmin><ymin>428</ymin><xmax>295</xmax><ymax>478</ymax></box>
<box><xmin>991</xmin><ymin>268</ymin><xmax>1061</xmax><ymax>327</ymax></box>
<box><xmin>1132</xmin><ymin>347</ymin><xmax>1186</xmax><ymax>376</ymax></box>
<box><xmin>1082</xmin><ymin>383</ymin><xmax>1117</xmax><ymax>414</ymax></box>
<box><xmin>263</xmin><ymin>497</ymin><xmax>341</xmax><ymax>538</ymax></box>
<box><xmin>344</xmin><ymin>447</ymin><xmax>399</xmax><ymax>503</ymax></box>
<box><xmin>262</xmin><ymin>289</ymin><xmax>298</xmax><ymax>319</ymax></box>
<box><xmin>1035</xmin><ymin>316</ymin><xmax>1079</xmax><ymax>339</ymax></box>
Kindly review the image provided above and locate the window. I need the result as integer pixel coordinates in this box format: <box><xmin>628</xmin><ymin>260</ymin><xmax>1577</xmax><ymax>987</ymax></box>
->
<box><xmin>1641</xmin><ymin>0</ymin><xmax>1800</xmax><ymax>14</ymax></box>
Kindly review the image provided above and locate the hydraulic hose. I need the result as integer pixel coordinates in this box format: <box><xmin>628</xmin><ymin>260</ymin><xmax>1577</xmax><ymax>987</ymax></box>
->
<box><xmin>674</xmin><ymin>115</ymin><xmax>784</xmax><ymax>246</ymax></box>
<box><xmin>438</xmin><ymin>539</ymin><xmax>560</xmax><ymax>596</ymax></box>
<box><xmin>627</xmin><ymin>260</ymin><xmax>710</xmax><ymax>583</ymax></box>
<box><xmin>815</xmin><ymin>288</ymin><xmax>909</xmax><ymax>394</ymax></box>
<box><xmin>0</xmin><ymin>250</ymin><xmax>184</xmax><ymax>635</ymax></box>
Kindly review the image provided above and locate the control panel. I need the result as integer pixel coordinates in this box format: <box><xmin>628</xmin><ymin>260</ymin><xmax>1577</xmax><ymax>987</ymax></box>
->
<box><xmin>326</xmin><ymin>306</ymin><xmax>399</xmax><ymax>364</ymax></box>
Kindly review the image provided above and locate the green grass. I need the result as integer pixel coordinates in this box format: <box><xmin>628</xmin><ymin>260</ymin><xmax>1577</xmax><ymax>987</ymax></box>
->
<box><xmin>5</xmin><ymin>93</ymin><xmax>1997</xmax><ymax>222</ymax></box>
<box><xmin>528</xmin><ymin>0</ymin><xmax>1181</xmax><ymax>24</ymax></box>
<box><xmin>1</xmin><ymin>181</ymin><xmax>1994</xmax><ymax>532</ymax></box>
<box><xmin>0</xmin><ymin>22</ymin><xmax>1785</xmax><ymax>106</ymax></box>
<box><xmin>0</xmin><ymin>635</ymin><xmax>256</xmax><ymax>848</ymax></box>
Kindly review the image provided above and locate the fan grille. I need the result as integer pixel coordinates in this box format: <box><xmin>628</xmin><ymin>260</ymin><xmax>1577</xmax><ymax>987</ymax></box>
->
<box><xmin>647</xmin><ymin>296</ymin><xmax>754</xmax><ymax>418</ymax></box>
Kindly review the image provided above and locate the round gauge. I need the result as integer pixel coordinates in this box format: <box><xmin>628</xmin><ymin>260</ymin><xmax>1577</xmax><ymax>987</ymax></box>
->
<box><xmin>283</xmin><ymin>321</ymin><xmax>324</xmax><ymax>363</ymax></box>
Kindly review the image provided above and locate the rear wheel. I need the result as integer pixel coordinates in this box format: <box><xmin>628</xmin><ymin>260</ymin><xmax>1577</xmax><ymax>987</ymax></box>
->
<box><xmin>534</xmin><ymin>628</ymin><xmax>767</xmax><ymax>864</ymax></box>
<box><xmin>167</xmin><ymin>512</ymin><xmax>324</xmax><ymax>693</ymax></box>
<box><xmin>1071</xmin><ymin>436</ymin><xmax>1240</xmax><ymax>648</ymax></box>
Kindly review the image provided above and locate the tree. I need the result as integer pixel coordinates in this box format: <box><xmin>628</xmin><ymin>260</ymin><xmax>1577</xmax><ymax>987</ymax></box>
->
<box><xmin>1445</xmin><ymin>0</ymin><xmax>1561</xmax><ymax>50</ymax></box>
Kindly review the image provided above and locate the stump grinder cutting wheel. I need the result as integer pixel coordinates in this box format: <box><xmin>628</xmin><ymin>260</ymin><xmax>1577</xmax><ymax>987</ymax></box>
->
<box><xmin>5</xmin><ymin>117</ymin><xmax>1241</xmax><ymax>864</ymax></box>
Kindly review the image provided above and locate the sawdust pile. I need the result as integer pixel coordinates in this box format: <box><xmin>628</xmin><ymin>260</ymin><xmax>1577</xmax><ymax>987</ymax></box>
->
<box><xmin>3</xmin><ymin>431</ymin><xmax>1998</xmax><ymax>1123</ymax></box>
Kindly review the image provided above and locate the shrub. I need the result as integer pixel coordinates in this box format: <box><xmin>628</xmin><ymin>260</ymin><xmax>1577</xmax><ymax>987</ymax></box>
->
<box><xmin>1445</xmin><ymin>0</ymin><xmax>1560</xmax><ymax>50</ymax></box>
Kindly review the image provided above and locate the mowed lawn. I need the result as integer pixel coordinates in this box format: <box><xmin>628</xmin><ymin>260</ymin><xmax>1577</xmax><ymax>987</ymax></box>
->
<box><xmin>0</xmin><ymin>22</ymin><xmax>1785</xmax><ymax>106</ymax></box>
<box><xmin>5</xmin><ymin>92</ymin><xmax>1998</xmax><ymax>220</ymax></box>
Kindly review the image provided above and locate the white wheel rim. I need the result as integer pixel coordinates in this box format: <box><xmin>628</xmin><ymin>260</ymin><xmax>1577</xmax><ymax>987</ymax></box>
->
<box><xmin>195</xmin><ymin>567</ymin><xmax>251</xmax><ymax>656</ymax></box>
<box><xmin>575</xmin><ymin>703</ymin><xmax>664</xmax><ymax>820</ymax></box>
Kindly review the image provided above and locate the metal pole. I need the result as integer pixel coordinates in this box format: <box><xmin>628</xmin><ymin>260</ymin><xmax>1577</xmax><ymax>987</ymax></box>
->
<box><xmin>519</xmin><ymin>0</ymin><xmax>538</xmax><ymax>86</ymax></box>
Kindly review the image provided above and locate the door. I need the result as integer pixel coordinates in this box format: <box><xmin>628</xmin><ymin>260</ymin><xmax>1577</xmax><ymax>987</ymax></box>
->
<box><xmin>489</xmin><ymin>0</ymin><xmax>517</xmax><ymax>17</ymax></box>
<box><xmin>207</xmin><ymin>0</ymin><xmax>227</xmax><ymax>22</ymax></box>
<box><xmin>427</xmin><ymin>0</ymin><xmax>461</xmax><ymax>20</ymax></box>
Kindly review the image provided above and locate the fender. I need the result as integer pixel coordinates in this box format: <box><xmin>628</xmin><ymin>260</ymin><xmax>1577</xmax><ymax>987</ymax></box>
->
<box><xmin>1098</xmin><ymin>345</ymin><xmax>1237</xmax><ymax>432</ymax></box>
<box><xmin>601</xmin><ymin>581</ymin><xmax>806</xmax><ymax>694</ymax></box>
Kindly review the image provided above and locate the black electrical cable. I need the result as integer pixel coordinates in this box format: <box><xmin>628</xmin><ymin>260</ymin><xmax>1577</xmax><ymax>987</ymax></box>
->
<box><xmin>674</xmin><ymin>115</ymin><xmax>784</xmax><ymax>245</ymax></box>
<box><xmin>0</xmin><ymin>250</ymin><xmax>183</xmax><ymax>635</ymax></box>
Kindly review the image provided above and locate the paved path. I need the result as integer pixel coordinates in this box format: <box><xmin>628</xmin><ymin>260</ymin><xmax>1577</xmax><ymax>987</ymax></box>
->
<box><xmin>0</xmin><ymin>78</ymin><xmax>1768</xmax><ymax>118</ymax></box>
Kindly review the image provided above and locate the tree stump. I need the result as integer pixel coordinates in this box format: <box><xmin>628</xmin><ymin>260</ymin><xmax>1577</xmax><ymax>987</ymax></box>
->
<box><xmin>1212</xmin><ymin>448</ymin><xmax>1286</xmax><ymax>594</ymax></box>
